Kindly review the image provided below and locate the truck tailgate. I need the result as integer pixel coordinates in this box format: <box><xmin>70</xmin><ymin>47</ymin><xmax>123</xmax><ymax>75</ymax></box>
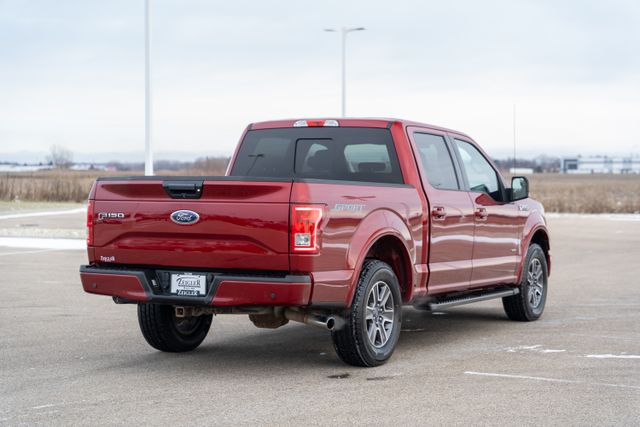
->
<box><xmin>91</xmin><ymin>179</ymin><xmax>292</xmax><ymax>271</ymax></box>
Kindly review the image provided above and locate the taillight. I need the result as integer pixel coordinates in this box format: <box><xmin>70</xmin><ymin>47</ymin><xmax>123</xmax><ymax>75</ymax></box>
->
<box><xmin>290</xmin><ymin>205</ymin><xmax>324</xmax><ymax>253</ymax></box>
<box><xmin>86</xmin><ymin>200</ymin><xmax>94</xmax><ymax>246</ymax></box>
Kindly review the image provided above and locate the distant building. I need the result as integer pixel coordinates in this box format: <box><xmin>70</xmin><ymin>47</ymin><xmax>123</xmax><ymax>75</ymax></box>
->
<box><xmin>70</xmin><ymin>163</ymin><xmax>109</xmax><ymax>171</ymax></box>
<box><xmin>561</xmin><ymin>156</ymin><xmax>640</xmax><ymax>174</ymax></box>
<box><xmin>0</xmin><ymin>164</ymin><xmax>52</xmax><ymax>172</ymax></box>
<box><xmin>509</xmin><ymin>167</ymin><xmax>534</xmax><ymax>175</ymax></box>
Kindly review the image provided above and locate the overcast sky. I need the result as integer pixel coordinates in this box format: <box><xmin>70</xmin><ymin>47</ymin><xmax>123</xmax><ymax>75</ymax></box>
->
<box><xmin>1</xmin><ymin>0</ymin><xmax>639</xmax><ymax>162</ymax></box>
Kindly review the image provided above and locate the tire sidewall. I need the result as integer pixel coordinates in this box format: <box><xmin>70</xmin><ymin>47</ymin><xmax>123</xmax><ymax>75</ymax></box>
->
<box><xmin>138</xmin><ymin>303</ymin><xmax>213</xmax><ymax>352</ymax></box>
<box><xmin>521</xmin><ymin>245</ymin><xmax>548</xmax><ymax>319</ymax></box>
<box><xmin>353</xmin><ymin>262</ymin><xmax>402</xmax><ymax>365</ymax></box>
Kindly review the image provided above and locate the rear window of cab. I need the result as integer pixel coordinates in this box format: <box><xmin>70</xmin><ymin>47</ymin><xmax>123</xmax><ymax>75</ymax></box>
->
<box><xmin>230</xmin><ymin>128</ymin><xmax>403</xmax><ymax>184</ymax></box>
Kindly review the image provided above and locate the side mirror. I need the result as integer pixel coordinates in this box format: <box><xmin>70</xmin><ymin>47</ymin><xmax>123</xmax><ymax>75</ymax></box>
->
<box><xmin>510</xmin><ymin>176</ymin><xmax>529</xmax><ymax>201</ymax></box>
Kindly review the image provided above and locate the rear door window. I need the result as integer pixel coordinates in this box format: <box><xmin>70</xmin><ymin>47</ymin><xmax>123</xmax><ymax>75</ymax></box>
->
<box><xmin>413</xmin><ymin>133</ymin><xmax>459</xmax><ymax>190</ymax></box>
<box><xmin>231</xmin><ymin>127</ymin><xmax>403</xmax><ymax>184</ymax></box>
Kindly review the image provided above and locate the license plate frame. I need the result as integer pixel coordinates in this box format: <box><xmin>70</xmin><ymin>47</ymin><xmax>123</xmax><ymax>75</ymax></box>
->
<box><xmin>170</xmin><ymin>273</ymin><xmax>207</xmax><ymax>297</ymax></box>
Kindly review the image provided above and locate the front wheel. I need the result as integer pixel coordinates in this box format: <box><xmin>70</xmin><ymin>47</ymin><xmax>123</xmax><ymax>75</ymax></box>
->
<box><xmin>137</xmin><ymin>304</ymin><xmax>212</xmax><ymax>352</ymax></box>
<box><xmin>503</xmin><ymin>243</ymin><xmax>548</xmax><ymax>321</ymax></box>
<box><xmin>331</xmin><ymin>260</ymin><xmax>402</xmax><ymax>367</ymax></box>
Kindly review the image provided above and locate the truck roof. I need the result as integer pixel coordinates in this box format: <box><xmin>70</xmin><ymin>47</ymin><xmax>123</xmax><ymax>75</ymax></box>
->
<box><xmin>249</xmin><ymin>118</ymin><xmax>472</xmax><ymax>139</ymax></box>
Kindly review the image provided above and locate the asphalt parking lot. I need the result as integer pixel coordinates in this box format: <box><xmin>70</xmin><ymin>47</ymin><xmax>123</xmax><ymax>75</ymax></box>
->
<box><xmin>1</xmin><ymin>210</ymin><xmax>639</xmax><ymax>426</ymax></box>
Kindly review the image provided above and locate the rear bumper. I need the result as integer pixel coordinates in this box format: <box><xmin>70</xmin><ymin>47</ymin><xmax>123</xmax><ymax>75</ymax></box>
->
<box><xmin>80</xmin><ymin>265</ymin><xmax>312</xmax><ymax>307</ymax></box>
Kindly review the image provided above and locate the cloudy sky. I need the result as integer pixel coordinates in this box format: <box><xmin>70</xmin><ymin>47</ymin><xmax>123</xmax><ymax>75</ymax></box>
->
<box><xmin>1</xmin><ymin>0</ymin><xmax>639</xmax><ymax>163</ymax></box>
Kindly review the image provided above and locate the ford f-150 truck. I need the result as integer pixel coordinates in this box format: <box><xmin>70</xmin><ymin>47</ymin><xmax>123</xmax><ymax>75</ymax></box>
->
<box><xmin>80</xmin><ymin>118</ymin><xmax>550</xmax><ymax>367</ymax></box>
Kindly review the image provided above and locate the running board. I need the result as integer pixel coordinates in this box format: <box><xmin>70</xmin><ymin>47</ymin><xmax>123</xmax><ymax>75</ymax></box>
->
<box><xmin>426</xmin><ymin>288</ymin><xmax>519</xmax><ymax>311</ymax></box>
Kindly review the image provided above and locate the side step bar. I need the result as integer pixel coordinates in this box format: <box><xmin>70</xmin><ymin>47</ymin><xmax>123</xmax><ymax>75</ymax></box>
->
<box><xmin>426</xmin><ymin>287</ymin><xmax>519</xmax><ymax>311</ymax></box>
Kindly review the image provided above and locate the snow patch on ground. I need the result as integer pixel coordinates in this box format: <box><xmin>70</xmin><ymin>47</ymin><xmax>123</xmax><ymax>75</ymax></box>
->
<box><xmin>0</xmin><ymin>207</ymin><xmax>85</xmax><ymax>220</ymax></box>
<box><xmin>0</xmin><ymin>237</ymin><xmax>85</xmax><ymax>250</ymax></box>
<box><xmin>546</xmin><ymin>213</ymin><xmax>640</xmax><ymax>222</ymax></box>
<box><xmin>0</xmin><ymin>228</ymin><xmax>85</xmax><ymax>239</ymax></box>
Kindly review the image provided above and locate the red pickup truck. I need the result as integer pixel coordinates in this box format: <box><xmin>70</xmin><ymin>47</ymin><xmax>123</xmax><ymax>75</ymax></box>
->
<box><xmin>80</xmin><ymin>118</ymin><xmax>550</xmax><ymax>367</ymax></box>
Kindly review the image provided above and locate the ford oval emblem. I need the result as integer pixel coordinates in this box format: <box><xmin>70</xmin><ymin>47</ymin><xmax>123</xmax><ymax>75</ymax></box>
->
<box><xmin>170</xmin><ymin>210</ymin><xmax>200</xmax><ymax>225</ymax></box>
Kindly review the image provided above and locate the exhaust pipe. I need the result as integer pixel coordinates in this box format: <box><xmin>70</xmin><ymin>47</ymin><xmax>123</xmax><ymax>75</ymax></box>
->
<box><xmin>284</xmin><ymin>309</ymin><xmax>337</xmax><ymax>331</ymax></box>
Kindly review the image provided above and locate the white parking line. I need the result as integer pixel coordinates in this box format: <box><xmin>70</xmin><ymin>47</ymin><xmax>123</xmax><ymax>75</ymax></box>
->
<box><xmin>0</xmin><ymin>207</ymin><xmax>85</xmax><ymax>220</ymax></box>
<box><xmin>585</xmin><ymin>354</ymin><xmax>640</xmax><ymax>359</ymax></box>
<box><xmin>0</xmin><ymin>248</ymin><xmax>59</xmax><ymax>257</ymax></box>
<box><xmin>464</xmin><ymin>371</ymin><xmax>640</xmax><ymax>390</ymax></box>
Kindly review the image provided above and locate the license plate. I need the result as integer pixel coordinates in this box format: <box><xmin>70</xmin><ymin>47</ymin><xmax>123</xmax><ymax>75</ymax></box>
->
<box><xmin>170</xmin><ymin>273</ymin><xmax>207</xmax><ymax>296</ymax></box>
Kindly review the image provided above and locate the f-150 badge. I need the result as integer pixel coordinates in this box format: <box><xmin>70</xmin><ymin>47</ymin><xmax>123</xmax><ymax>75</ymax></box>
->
<box><xmin>97</xmin><ymin>212</ymin><xmax>125</xmax><ymax>221</ymax></box>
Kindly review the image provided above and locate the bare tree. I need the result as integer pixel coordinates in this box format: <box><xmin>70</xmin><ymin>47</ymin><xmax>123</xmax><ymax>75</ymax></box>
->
<box><xmin>47</xmin><ymin>145</ymin><xmax>73</xmax><ymax>169</ymax></box>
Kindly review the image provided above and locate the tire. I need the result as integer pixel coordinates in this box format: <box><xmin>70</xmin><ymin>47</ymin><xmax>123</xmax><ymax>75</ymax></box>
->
<box><xmin>137</xmin><ymin>304</ymin><xmax>212</xmax><ymax>352</ymax></box>
<box><xmin>503</xmin><ymin>243</ymin><xmax>548</xmax><ymax>321</ymax></box>
<box><xmin>331</xmin><ymin>260</ymin><xmax>402</xmax><ymax>367</ymax></box>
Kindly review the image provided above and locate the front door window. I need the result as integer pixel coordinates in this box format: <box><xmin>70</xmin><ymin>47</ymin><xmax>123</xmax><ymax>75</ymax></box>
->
<box><xmin>454</xmin><ymin>139</ymin><xmax>501</xmax><ymax>200</ymax></box>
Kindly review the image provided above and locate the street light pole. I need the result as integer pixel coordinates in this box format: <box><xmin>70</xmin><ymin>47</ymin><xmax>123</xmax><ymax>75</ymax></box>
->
<box><xmin>325</xmin><ymin>27</ymin><xmax>365</xmax><ymax>117</ymax></box>
<box><xmin>513</xmin><ymin>103</ymin><xmax>517</xmax><ymax>173</ymax></box>
<box><xmin>144</xmin><ymin>0</ymin><xmax>153</xmax><ymax>176</ymax></box>
<box><xmin>341</xmin><ymin>28</ymin><xmax>346</xmax><ymax>117</ymax></box>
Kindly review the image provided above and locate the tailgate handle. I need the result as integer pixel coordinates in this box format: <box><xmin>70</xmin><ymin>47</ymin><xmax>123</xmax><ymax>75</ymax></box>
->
<box><xmin>163</xmin><ymin>181</ymin><xmax>204</xmax><ymax>199</ymax></box>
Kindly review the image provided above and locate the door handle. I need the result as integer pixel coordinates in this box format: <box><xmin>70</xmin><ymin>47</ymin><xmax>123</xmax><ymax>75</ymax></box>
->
<box><xmin>475</xmin><ymin>207</ymin><xmax>488</xmax><ymax>220</ymax></box>
<box><xmin>431</xmin><ymin>206</ymin><xmax>446</xmax><ymax>220</ymax></box>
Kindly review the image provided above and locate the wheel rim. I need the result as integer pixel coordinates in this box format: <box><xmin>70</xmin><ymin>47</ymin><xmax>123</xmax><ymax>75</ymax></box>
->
<box><xmin>527</xmin><ymin>258</ymin><xmax>544</xmax><ymax>309</ymax></box>
<box><xmin>365</xmin><ymin>281</ymin><xmax>395</xmax><ymax>348</ymax></box>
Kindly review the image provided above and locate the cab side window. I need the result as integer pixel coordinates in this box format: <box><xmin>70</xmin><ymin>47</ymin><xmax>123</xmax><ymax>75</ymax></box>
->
<box><xmin>454</xmin><ymin>139</ymin><xmax>502</xmax><ymax>200</ymax></box>
<box><xmin>414</xmin><ymin>133</ymin><xmax>459</xmax><ymax>190</ymax></box>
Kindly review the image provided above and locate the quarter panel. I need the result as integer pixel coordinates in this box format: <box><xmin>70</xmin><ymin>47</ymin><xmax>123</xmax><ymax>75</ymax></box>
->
<box><xmin>290</xmin><ymin>182</ymin><xmax>423</xmax><ymax>306</ymax></box>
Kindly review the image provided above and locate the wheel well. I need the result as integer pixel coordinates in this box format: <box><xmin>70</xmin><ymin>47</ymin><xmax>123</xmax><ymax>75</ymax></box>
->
<box><xmin>365</xmin><ymin>236</ymin><xmax>412</xmax><ymax>302</ymax></box>
<box><xmin>530</xmin><ymin>229</ymin><xmax>550</xmax><ymax>270</ymax></box>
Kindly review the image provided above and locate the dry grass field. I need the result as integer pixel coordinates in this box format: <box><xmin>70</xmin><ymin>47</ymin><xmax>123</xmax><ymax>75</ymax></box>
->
<box><xmin>526</xmin><ymin>173</ymin><xmax>640</xmax><ymax>213</ymax></box>
<box><xmin>0</xmin><ymin>163</ymin><xmax>227</xmax><ymax>203</ymax></box>
<box><xmin>1</xmin><ymin>170</ymin><xmax>638</xmax><ymax>213</ymax></box>
<box><xmin>1</xmin><ymin>170</ymin><xmax>111</xmax><ymax>203</ymax></box>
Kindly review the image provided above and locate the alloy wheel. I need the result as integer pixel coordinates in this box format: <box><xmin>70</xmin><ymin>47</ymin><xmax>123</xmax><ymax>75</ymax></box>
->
<box><xmin>365</xmin><ymin>281</ymin><xmax>395</xmax><ymax>348</ymax></box>
<box><xmin>527</xmin><ymin>258</ymin><xmax>544</xmax><ymax>309</ymax></box>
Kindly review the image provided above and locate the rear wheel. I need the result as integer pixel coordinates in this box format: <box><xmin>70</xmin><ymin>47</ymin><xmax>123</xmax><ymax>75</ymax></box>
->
<box><xmin>137</xmin><ymin>304</ymin><xmax>212</xmax><ymax>352</ymax></box>
<box><xmin>331</xmin><ymin>260</ymin><xmax>402</xmax><ymax>367</ymax></box>
<box><xmin>503</xmin><ymin>243</ymin><xmax>548</xmax><ymax>321</ymax></box>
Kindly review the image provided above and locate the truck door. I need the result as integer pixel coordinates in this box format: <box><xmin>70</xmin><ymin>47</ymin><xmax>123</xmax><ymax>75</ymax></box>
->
<box><xmin>451</xmin><ymin>137</ymin><xmax>520</xmax><ymax>287</ymax></box>
<box><xmin>407</xmin><ymin>128</ymin><xmax>475</xmax><ymax>294</ymax></box>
